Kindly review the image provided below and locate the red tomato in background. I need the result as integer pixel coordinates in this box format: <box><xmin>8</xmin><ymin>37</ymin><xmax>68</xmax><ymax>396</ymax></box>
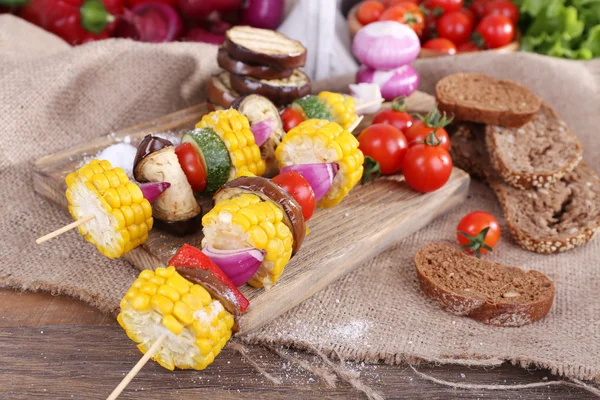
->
<box><xmin>476</xmin><ymin>14</ymin><xmax>514</xmax><ymax>48</ymax></box>
<box><xmin>459</xmin><ymin>7</ymin><xmax>476</xmax><ymax>26</ymax></box>
<box><xmin>457</xmin><ymin>211</ymin><xmax>501</xmax><ymax>256</ymax></box>
<box><xmin>280</xmin><ymin>107</ymin><xmax>304</xmax><ymax>132</ymax></box>
<box><xmin>403</xmin><ymin>143</ymin><xmax>452</xmax><ymax>192</ymax></box>
<box><xmin>422</xmin><ymin>37</ymin><xmax>457</xmax><ymax>54</ymax></box>
<box><xmin>437</xmin><ymin>11</ymin><xmax>473</xmax><ymax>45</ymax></box>
<box><xmin>469</xmin><ymin>0</ymin><xmax>490</xmax><ymax>18</ymax></box>
<box><xmin>424</xmin><ymin>0</ymin><xmax>463</xmax><ymax>14</ymax></box>
<box><xmin>175</xmin><ymin>142</ymin><xmax>207</xmax><ymax>192</ymax></box>
<box><xmin>358</xmin><ymin>124</ymin><xmax>408</xmax><ymax>175</ymax></box>
<box><xmin>484</xmin><ymin>0</ymin><xmax>519</xmax><ymax>25</ymax></box>
<box><xmin>372</xmin><ymin>98</ymin><xmax>414</xmax><ymax>132</ymax></box>
<box><xmin>422</xmin><ymin>13</ymin><xmax>438</xmax><ymax>41</ymax></box>
<box><xmin>457</xmin><ymin>41</ymin><xmax>482</xmax><ymax>52</ymax></box>
<box><xmin>383</xmin><ymin>0</ymin><xmax>419</xmax><ymax>7</ymax></box>
<box><xmin>404</xmin><ymin>120</ymin><xmax>451</xmax><ymax>150</ymax></box>
<box><xmin>379</xmin><ymin>4</ymin><xmax>425</xmax><ymax>36</ymax></box>
<box><xmin>357</xmin><ymin>0</ymin><xmax>385</xmax><ymax>25</ymax></box>
<box><xmin>272</xmin><ymin>171</ymin><xmax>316</xmax><ymax>221</ymax></box>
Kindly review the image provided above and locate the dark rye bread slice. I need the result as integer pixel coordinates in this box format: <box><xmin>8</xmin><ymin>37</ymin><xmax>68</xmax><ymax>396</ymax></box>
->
<box><xmin>485</xmin><ymin>103</ymin><xmax>583</xmax><ymax>189</ymax></box>
<box><xmin>229</xmin><ymin>70</ymin><xmax>311</xmax><ymax>106</ymax></box>
<box><xmin>436</xmin><ymin>73</ymin><xmax>542</xmax><ymax>127</ymax></box>
<box><xmin>415</xmin><ymin>242</ymin><xmax>554</xmax><ymax>327</ymax></box>
<box><xmin>217</xmin><ymin>47</ymin><xmax>294</xmax><ymax>80</ymax></box>
<box><xmin>224</xmin><ymin>26</ymin><xmax>307</xmax><ymax>69</ymax></box>
<box><xmin>450</xmin><ymin>123</ymin><xmax>600</xmax><ymax>253</ymax></box>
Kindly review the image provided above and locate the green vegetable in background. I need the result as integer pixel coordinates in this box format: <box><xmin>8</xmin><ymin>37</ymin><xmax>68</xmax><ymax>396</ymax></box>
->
<box><xmin>514</xmin><ymin>0</ymin><xmax>600</xmax><ymax>59</ymax></box>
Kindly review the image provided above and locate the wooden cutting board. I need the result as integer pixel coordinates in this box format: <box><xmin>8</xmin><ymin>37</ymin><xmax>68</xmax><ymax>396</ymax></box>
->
<box><xmin>33</xmin><ymin>91</ymin><xmax>470</xmax><ymax>334</ymax></box>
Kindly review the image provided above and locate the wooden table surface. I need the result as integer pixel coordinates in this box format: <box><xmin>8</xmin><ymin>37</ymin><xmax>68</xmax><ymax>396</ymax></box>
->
<box><xmin>1</xmin><ymin>289</ymin><xmax>594</xmax><ymax>400</ymax></box>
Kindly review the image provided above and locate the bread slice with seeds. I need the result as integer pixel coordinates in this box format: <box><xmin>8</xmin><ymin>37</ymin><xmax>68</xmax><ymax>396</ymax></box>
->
<box><xmin>450</xmin><ymin>123</ymin><xmax>600</xmax><ymax>253</ymax></box>
<box><xmin>436</xmin><ymin>73</ymin><xmax>542</xmax><ymax>127</ymax></box>
<box><xmin>485</xmin><ymin>103</ymin><xmax>583</xmax><ymax>190</ymax></box>
<box><xmin>415</xmin><ymin>242</ymin><xmax>554</xmax><ymax>327</ymax></box>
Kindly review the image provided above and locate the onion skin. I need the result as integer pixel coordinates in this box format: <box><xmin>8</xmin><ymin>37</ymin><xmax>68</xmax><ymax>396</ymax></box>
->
<box><xmin>280</xmin><ymin>163</ymin><xmax>339</xmax><ymax>202</ymax></box>
<box><xmin>138</xmin><ymin>181</ymin><xmax>171</xmax><ymax>204</ymax></box>
<box><xmin>352</xmin><ymin>21</ymin><xmax>420</xmax><ymax>70</ymax></box>
<box><xmin>356</xmin><ymin>65</ymin><xmax>420</xmax><ymax>101</ymax></box>
<box><xmin>241</xmin><ymin>0</ymin><xmax>285</xmax><ymax>30</ymax></box>
<box><xmin>202</xmin><ymin>245</ymin><xmax>265</xmax><ymax>287</ymax></box>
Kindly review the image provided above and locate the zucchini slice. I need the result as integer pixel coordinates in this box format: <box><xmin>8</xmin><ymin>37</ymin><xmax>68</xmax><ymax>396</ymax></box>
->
<box><xmin>182</xmin><ymin>128</ymin><xmax>231</xmax><ymax>193</ymax></box>
<box><xmin>292</xmin><ymin>95</ymin><xmax>334</xmax><ymax>121</ymax></box>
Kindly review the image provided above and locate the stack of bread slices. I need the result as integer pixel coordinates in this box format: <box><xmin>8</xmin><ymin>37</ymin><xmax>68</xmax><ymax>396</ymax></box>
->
<box><xmin>438</xmin><ymin>73</ymin><xmax>599</xmax><ymax>254</ymax></box>
<box><xmin>208</xmin><ymin>26</ymin><xmax>311</xmax><ymax>109</ymax></box>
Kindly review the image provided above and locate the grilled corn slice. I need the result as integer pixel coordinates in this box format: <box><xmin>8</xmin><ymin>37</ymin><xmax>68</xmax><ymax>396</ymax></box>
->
<box><xmin>65</xmin><ymin>159</ymin><xmax>152</xmax><ymax>258</ymax></box>
<box><xmin>202</xmin><ymin>193</ymin><xmax>293</xmax><ymax>289</ymax></box>
<box><xmin>276</xmin><ymin>120</ymin><xmax>364</xmax><ymax>207</ymax></box>
<box><xmin>318</xmin><ymin>91</ymin><xmax>358</xmax><ymax>131</ymax></box>
<box><xmin>196</xmin><ymin>109</ymin><xmax>266</xmax><ymax>178</ymax></box>
<box><xmin>118</xmin><ymin>266</ymin><xmax>234</xmax><ymax>371</ymax></box>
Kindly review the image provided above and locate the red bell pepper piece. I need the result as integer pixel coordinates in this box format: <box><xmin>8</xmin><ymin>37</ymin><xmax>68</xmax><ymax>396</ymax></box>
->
<box><xmin>169</xmin><ymin>244</ymin><xmax>250</xmax><ymax>313</ymax></box>
<box><xmin>20</xmin><ymin>0</ymin><xmax>123</xmax><ymax>45</ymax></box>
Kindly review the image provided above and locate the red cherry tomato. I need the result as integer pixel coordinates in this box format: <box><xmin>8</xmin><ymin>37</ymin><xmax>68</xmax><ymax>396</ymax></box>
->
<box><xmin>476</xmin><ymin>14</ymin><xmax>515</xmax><ymax>49</ymax></box>
<box><xmin>372</xmin><ymin>97</ymin><xmax>414</xmax><ymax>132</ymax></box>
<box><xmin>469</xmin><ymin>0</ymin><xmax>490</xmax><ymax>18</ymax></box>
<box><xmin>402</xmin><ymin>142</ymin><xmax>453</xmax><ymax>192</ymax></box>
<box><xmin>483</xmin><ymin>0</ymin><xmax>519</xmax><ymax>24</ymax></box>
<box><xmin>457</xmin><ymin>211</ymin><xmax>501</xmax><ymax>256</ymax></box>
<box><xmin>272</xmin><ymin>171</ymin><xmax>316</xmax><ymax>221</ymax></box>
<box><xmin>357</xmin><ymin>0</ymin><xmax>385</xmax><ymax>25</ymax></box>
<box><xmin>174</xmin><ymin>142</ymin><xmax>207</xmax><ymax>192</ymax></box>
<box><xmin>379</xmin><ymin>4</ymin><xmax>425</xmax><ymax>36</ymax></box>
<box><xmin>437</xmin><ymin>10</ymin><xmax>473</xmax><ymax>45</ymax></box>
<box><xmin>422</xmin><ymin>37</ymin><xmax>457</xmax><ymax>54</ymax></box>
<box><xmin>404</xmin><ymin>120</ymin><xmax>451</xmax><ymax>150</ymax></box>
<box><xmin>383</xmin><ymin>0</ymin><xmax>419</xmax><ymax>7</ymax></box>
<box><xmin>424</xmin><ymin>0</ymin><xmax>463</xmax><ymax>14</ymax></box>
<box><xmin>280</xmin><ymin>107</ymin><xmax>304</xmax><ymax>132</ymax></box>
<box><xmin>459</xmin><ymin>7</ymin><xmax>476</xmax><ymax>26</ymax></box>
<box><xmin>457</xmin><ymin>41</ymin><xmax>482</xmax><ymax>52</ymax></box>
<box><xmin>358</xmin><ymin>123</ymin><xmax>408</xmax><ymax>175</ymax></box>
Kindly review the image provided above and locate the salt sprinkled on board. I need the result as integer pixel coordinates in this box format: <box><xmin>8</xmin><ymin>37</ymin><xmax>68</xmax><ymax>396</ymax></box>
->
<box><xmin>95</xmin><ymin>143</ymin><xmax>138</xmax><ymax>176</ymax></box>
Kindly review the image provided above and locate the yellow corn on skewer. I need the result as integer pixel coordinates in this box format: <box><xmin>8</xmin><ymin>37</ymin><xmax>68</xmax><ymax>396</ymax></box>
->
<box><xmin>118</xmin><ymin>266</ymin><xmax>234</xmax><ymax>371</ymax></box>
<box><xmin>202</xmin><ymin>193</ymin><xmax>293</xmax><ymax>289</ymax></box>
<box><xmin>276</xmin><ymin>120</ymin><xmax>364</xmax><ymax>208</ymax></box>
<box><xmin>65</xmin><ymin>159</ymin><xmax>152</xmax><ymax>258</ymax></box>
<box><xmin>318</xmin><ymin>91</ymin><xmax>358</xmax><ymax>131</ymax></box>
<box><xmin>196</xmin><ymin>109</ymin><xmax>266</xmax><ymax>178</ymax></box>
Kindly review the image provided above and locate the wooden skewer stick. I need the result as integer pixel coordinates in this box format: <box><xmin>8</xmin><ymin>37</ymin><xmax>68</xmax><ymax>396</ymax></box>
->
<box><xmin>355</xmin><ymin>98</ymin><xmax>385</xmax><ymax>112</ymax></box>
<box><xmin>348</xmin><ymin>115</ymin><xmax>365</xmax><ymax>134</ymax></box>
<box><xmin>106</xmin><ymin>334</ymin><xmax>168</xmax><ymax>400</ymax></box>
<box><xmin>36</xmin><ymin>214</ymin><xmax>95</xmax><ymax>244</ymax></box>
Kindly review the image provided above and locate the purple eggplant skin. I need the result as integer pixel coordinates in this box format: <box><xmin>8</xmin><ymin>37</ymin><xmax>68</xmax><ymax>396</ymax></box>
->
<box><xmin>133</xmin><ymin>135</ymin><xmax>173</xmax><ymax>182</ymax></box>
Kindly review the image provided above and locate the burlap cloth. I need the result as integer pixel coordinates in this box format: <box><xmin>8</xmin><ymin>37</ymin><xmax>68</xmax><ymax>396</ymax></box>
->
<box><xmin>2</xmin><ymin>15</ymin><xmax>599</xmax><ymax>384</ymax></box>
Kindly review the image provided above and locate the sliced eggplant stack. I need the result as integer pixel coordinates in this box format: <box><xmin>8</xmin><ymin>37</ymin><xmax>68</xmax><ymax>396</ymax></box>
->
<box><xmin>214</xmin><ymin>176</ymin><xmax>306</xmax><ymax>255</ymax></box>
<box><xmin>206</xmin><ymin>72</ymin><xmax>239</xmax><ymax>110</ymax></box>
<box><xmin>134</xmin><ymin>135</ymin><xmax>202</xmax><ymax>236</ymax></box>
<box><xmin>217</xmin><ymin>48</ymin><xmax>293</xmax><ymax>80</ymax></box>
<box><xmin>231</xmin><ymin>94</ymin><xmax>285</xmax><ymax>177</ymax></box>
<box><xmin>229</xmin><ymin>69</ymin><xmax>311</xmax><ymax>106</ymax></box>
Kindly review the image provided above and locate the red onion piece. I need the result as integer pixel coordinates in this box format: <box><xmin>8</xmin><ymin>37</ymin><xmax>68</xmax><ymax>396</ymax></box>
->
<box><xmin>116</xmin><ymin>2</ymin><xmax>183</xmax><ymax>43</ymax></box>
<box><xmin>138</xmin><ymin>181</ymin><xmax>171</xmax><ymax>203</ymax></box>
<box><xmin>250</xmin><ymin>119</ymin><xmax>275</xmax><ymax>147</ymax></box>
<box><xmin>178</xmin><ymin>0</ymin><xmax>242</xmax><ymax>21</ymax></box>
<box><xmin>352</xmin><ymin>21</ymin><xmax>420</xmax><ymax>70</ymax></box>
<box><xmin>183</xmin><ymin>27</ymin><xmax>225</xmax><ymax>45</ymax></box>
<box><xmin>356</xmin><ymin>65</ymin><xmax>420</xmax><ymax>101</ymax></box>
<box><xmin>202</xmin><ymin>245</ymin><xmax>264</xmax><ymax>287</ymax></box>
<box><xmin>280</xmin><ymin>163</ymin><xmax>339</xmax><ymax>202</ymax></box>
<box><xmin>241</xmin><ymin>0</ymin><xmax>285</xmax><ymax>30</ymax></box>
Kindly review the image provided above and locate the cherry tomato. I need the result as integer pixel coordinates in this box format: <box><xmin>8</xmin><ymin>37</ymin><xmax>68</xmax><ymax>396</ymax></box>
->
<box><xmin>483</xmin><ymin>0</ymin><xmax>519</xmax><ymax>24</ymax></box>
<box><xmin>457</xmin><ymin>41</ymin><xmax>482</xmax><ymax>52</ymax></box>
<box><xmin>437</xmin><ymin>10</ymin><xmax>473</xmax><ymax>45</ymax></box>
<box><xmin>174</xmin><ymin>142</ymin><xmax>207</xmax><ymax>192</ymax></box>
<box><xmin>459</xmin><ymin>7</ymin><xmax>476</xmax><ymax>27</ymax></box>
<box><xmin>402</xmin><ymin>142</ymin><xmax>452</xmax><ymax>192</ymax></box>
<box><xmin>469</xmin><ymin>0</ymin><xmax>490</xmax><ymax>18</ymax></box>
<box><xmin>280</xmin><ymin>107</ymin><xmax>304</xmax><ymax>132</ymax></box>
<box><xmin>424</xmin><ymin>0</ymin><xmax>463</xmax><ymax>14</ymax></box>
<box><xmin>272</xmin><ymin>171</ymin><xmax>316</xmax><ymax>221</ymax></box>
<box><xmin>404</xmin><ymin>120</ymin><xmax>451</xmax><ymax>150</ymax></box>
<box><xmin>475</xmin><ymin>14</ymin><xmax>514</xmax><ymax>49</ymax></box>
<box><xmin>383</xmin><ymin>0</ymin><xmax>419</xmax><ymax>7</ymax></box>
<box><xmin>422</xmin><ymin>37</ymin><xmax>457</xmax><ymax>54</ymax></box>
<box><xmin>357</xmin><ymin>0</ymin><xmax>385</xmax><ymax>25</ymax></box>
<box><xmin>457</xmin><ymin>211</ymin><xmax>500</xmax><ymax>256</ymax></box>
<box><xmin>372</xmin><ymin>97</ymin><xmax>414</xmax><ymax>132</ymax></box>
<box><xmin>358</xmin><ymin>123</ymin><xmax>408</xmax><ymax>175</ymax></box>
<box><xmin>380</xmin><ymin>4</ymin><xmax>425</xmax><ymax>36</ymax></box>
